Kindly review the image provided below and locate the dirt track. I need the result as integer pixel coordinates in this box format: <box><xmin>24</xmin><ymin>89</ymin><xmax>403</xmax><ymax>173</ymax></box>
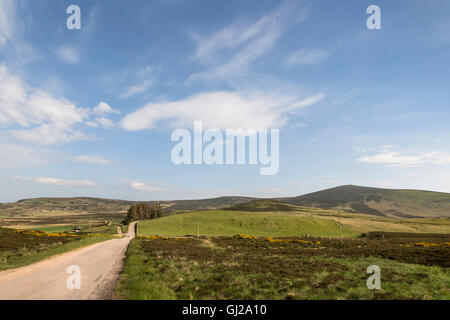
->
<box><xmin>0</xmin><ymin>222</ymin><xmax>136</xmax><ymax>300</ymax></box>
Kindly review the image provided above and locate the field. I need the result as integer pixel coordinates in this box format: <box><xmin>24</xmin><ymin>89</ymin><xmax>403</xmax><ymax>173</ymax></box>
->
<box><xmin>0</xmin><ymin>197</ymin><xmax>131</xmax><ymax>229</ymax></box>
<box><xmin>116</xmin><ymin>235</ymin><xmax>449</xmax><ymax>300</ymax></box>
<box><xmin>116</xmin><ymin>206</ymin><xmax>450</xmax><ymax>300</ymax></box>
<box><xmin>0</xmin><ymin>227</ymin><xmax>113</xmax><ymax>271</ymax></box>
<box><xmin>137</xmin><ymin>209</ymin><xmax>450</xmax><ymax>238</ymax></box>
<box><xmin>137</xmin><ymin>210</ymin><xmax>348</xmax><ymax>237</ymax></box>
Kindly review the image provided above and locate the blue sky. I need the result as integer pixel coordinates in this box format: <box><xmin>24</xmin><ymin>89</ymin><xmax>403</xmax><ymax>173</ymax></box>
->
<box><xmin>0</xmin><ymin>0</ymin><xmax>450</xmax><ymax>202</ymax></box>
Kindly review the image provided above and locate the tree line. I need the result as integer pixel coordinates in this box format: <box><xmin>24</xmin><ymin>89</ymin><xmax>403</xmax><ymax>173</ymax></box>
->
<box><xmin>124</xmin><ymin>202</ymin><xmax>163</xmax><ymax>223</ymax></box>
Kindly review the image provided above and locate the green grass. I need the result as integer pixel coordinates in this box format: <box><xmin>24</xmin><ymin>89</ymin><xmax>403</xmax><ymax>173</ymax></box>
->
<box><xmin>137</xmin><ymin>210</ymin><xmax>350</xmax><ymax>237</ymax></box>
<box><xmin>116</xmin><ymin>237</ymin><xmax>450</xmax><ymax>300</ymax></box>
<box><xmin>137</xmin><ymin>209</ymin><xmax>450</xmax><ymax>238</ymax></box>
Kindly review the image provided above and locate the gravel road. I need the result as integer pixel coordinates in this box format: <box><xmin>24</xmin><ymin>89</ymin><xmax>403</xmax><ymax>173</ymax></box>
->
<box><xmin>0</xmin><ymin>222</ymin><xmax>136</xmax><ymax>300</ymax></box>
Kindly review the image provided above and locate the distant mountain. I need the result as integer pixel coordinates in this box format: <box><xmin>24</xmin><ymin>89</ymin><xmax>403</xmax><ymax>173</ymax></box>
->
<box><xmin>0</xmin><ymin>197</ymin><xmax>134</xmax><ymax>217</ymax></box>
<box><xmin>279</xmin><ymin>185</ymin><xmax>450</xmax><ymax>218</ymax></box>
<box><xmin>1</xmin><ymin>185</ymin><xmax>450</xmax><ymax>220</ymax></box>
<box><xmin>0</xmin><ymin>196</ymin><xmax>255</xmax><ymax>217</ymax></box>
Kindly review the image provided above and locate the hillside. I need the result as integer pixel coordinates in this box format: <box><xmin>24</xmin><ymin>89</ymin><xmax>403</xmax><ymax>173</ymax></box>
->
<box><xmin>225</xmin><ymin>199</ymin><xmax>299</xmax><ymax>212</ymax></box>
<box><xmin>137</xmin><ymin>210</ymin><xmax>345</xmax><ymax>237</ymax></box>
<box><xmin>0</xmin><ymin>196</ymin><xmax>255</xmax><ymax>228</ymax></box>
<box><xmin>0</xmin><ymin>197</ymin><xmax>133</xmax><ymax>215</ymax></box>
<box><xmin>280</xmin><ymin>185</ymin><xmax>450</xmax><ymax>218</ymax></box>
<box><xmin>2</xmin><ymin>185</ymin><xmax>450</xmax><ymax>229</ymax></box>
<box><xmin>161</xmin><ymin>196</ymin><xmax>255</xmax><ymax>212</ymax></box>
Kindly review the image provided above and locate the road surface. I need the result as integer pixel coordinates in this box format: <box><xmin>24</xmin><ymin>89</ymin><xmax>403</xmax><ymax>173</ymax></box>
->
<box><xmin>0</xmin><ymin>222</ymin><xmax>136</xmax><ymax>300</ymax></box>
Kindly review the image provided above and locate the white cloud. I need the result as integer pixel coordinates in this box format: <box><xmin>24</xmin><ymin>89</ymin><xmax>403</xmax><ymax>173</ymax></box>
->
<box><xmin>85</xmin><ymin>118</ymin><xmax>115</xmax><ymax>129</ymax></box>
<box><xmin>121</xmin><ymin>90</ymin><xmax>324</xmax><ymax>131</ymax></box>
<box><xmin>0</xmin><ymin>65</ymin><xmax>85</xmax><ymax>128</ymax></box>
<box><xmin>13</xmin><ymin>176</ymin><xmax>96</xmax><ymax>187</ymax></box>
<box><xmin>10</xmin><ymin>124</ymin><xmax>87</xmax><ymax>145</ymax></box>
<box><xmin>0</xmin><ymin>65</ymin><xmax>118</xmax><ymax>145</ymax></box>
<box><xmin>87</xmin><ymin>102</ymin><xmax>118</xmax><ymax>128</ymax></box>
<box><xmin>74</xmin><ymin>155</ymin><xmax>114</xmax><ymax>165</ymax></box>
<box><xmin>357</xmin><ymin>148</ymin><xmax>450</xmax><ymax>167</ymax></box>
<box><xmin>285</xmin><ymin>48</ymin><xmax>329</xmax><ymax>65</ymax></box>
<box><xmin>92</xmin><ymin>102</ymin><xmax>119</xmax><ymax>115</ymax></box>
<box><xmin>94</xmin><ymin>117</ymin><xmax>116</xmax><ymax>128</ymax></box>
<box><xmin>56</xmin><ymin>45</ymin><xmax>80</xmax><ymax>64</ymax></box>
<box><xmin>0</xmin><ymin>0</ymin><xmax>15</xmax><ymax>45</ymax></box>
<box><xmin>131</xmin><ymin>182</ymin><xmax>165</xmax><ymax>192</ymax></box>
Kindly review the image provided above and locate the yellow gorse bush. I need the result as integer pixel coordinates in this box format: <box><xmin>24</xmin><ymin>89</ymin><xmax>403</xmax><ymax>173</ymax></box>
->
<box><xmin>233</xmin><ymin>234</ymin><xmax>320</xmax><ymax>245</ymax></box>
<box><xmin>15</xmin><ymin>229</ymin><xmax>111</xmax><ymax>238</ymax></box>
<box><xmin>15</xmin><ymin>229</ymin><xmax>80</xmax><ymax>237</ymax></box>
<box><xmin>233</xmin><ymin>234</ymin><xmax>257</xmax><ymax>240</ymax></box>
<box><xmin>413</xmin><ymin>242</ymin><xmax>450</xmax><ymax>247</ymax></box>
<box><xmin>138</xmin><ymin>235</ymin><xmax>183</xmax><ymax>240</ymax></box>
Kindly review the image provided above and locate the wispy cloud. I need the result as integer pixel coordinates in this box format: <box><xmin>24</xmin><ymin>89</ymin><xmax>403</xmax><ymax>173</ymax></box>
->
<box><xmin>0</xmin><ymin>0</ymin><xmax>15</xmax><ymax>45</ymax></box>
<box><xmin>121</xmin><ymin>90</ymin><xmax>324</xmax><ymax>131</ymax></box>
<box><xmin>131</xmin><ymin>182</ymin><xmax>165</xmax><ymax>192</ymax></box>
<box><xmin>187</xmin><ymin>1</ymin><xmax>307</xmax><ymax>83</ymax></box>
<box><xmin>13</xmin><ymin>176</ymin><xmax>96</xmax><ymax>187</ymax></box>
<box><xmin>119</xmin><ymin>79</ymin><xmax>154</xmax><ymax>99</ymax></box>
<box><xmin>285</xmin><ymin>48</ymin><xmax>329</xmax><ymax>66</ymax></box>
<box><xmin>56</xmin><ymin>45</ymin><xmax>80</xmax><ymax>64</ymax></box>
<box><xmin>0</xmin><ymin>143</ymin><xmax>53</xmax><ymax>168</ymax></box>
<box><xmin>357</xmin><ymin>146</ymin><xmax>450</xmax><ymax>167</ymax></box>
<box><xmin>104</xmin><ymin>65</ymin><xmax>155</xmax><ymax>99</ymax></box>
<box><xmin>74</xmin><ymin>155</ymin><xmax>114</xmax><ymax>165</ymax></box>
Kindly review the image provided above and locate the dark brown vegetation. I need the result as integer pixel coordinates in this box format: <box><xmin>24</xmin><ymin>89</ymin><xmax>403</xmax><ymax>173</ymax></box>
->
<box><xmin>0</xmin><ymin>227</ymin><xmax>80</xmax><ymax>251</ymax></box>
<box><xmin>117</xmin><ymin>233</ymin><xmax>450</xmax><ymax>299</ymax></box>
<box><xmin>225</xmin><ymin>199</ymin><xmax>298</xmax><ymax>212</ymax></box>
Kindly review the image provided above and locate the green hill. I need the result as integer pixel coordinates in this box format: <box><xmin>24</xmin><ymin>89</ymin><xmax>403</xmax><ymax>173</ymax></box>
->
<box><xmin>137</xmin><ymin>210</ymin><xmax>345</xmax><ymax>237</ymax></box>
<box><xmin>225</xmin><ymin>199</ymin><xmax>299</xmax><ymax>212</ymax></box>
<box><xmin>280</xmin><ymin>185</ymin><xmax>450</xmax><ymax>218</ymax></box>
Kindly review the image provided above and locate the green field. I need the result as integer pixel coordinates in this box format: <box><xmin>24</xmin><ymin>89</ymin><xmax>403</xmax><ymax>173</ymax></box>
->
<box><xmin>137</xmin><ymin>210</ymin><xmax>350</xmax><ymax>237</ymax></box>
<box><xmin>137</xmin><ymin>209</ymin><xmax>450</xmax><ymax>238</ymax></box>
